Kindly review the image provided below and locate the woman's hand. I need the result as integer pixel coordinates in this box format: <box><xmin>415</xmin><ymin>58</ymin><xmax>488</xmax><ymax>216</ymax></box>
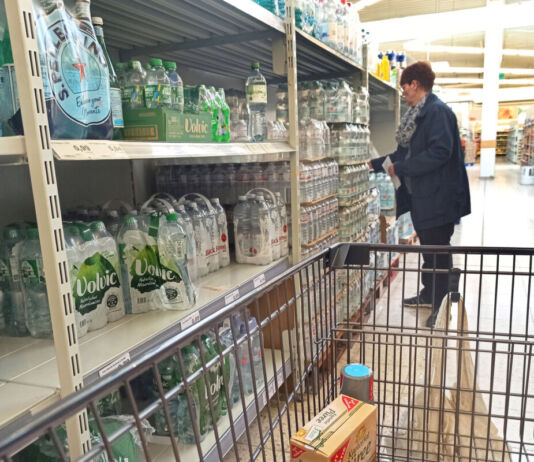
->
<box><xmin>388</xmin><ymin>164</ymin><xmax>395</xmax><ymax>176</ymax></box>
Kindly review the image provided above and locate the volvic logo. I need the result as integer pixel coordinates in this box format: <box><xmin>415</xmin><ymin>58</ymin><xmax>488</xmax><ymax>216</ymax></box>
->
<box><xmin>134</xmin><ymin>258</ymin><xmax>178</xmax><ymax>282</ymax></box>
<box><xmin>185</xmin><ymin>118</ymin><xmax>208</xmax><ymax>134</ymax></box>
<box><xmin>73</xmin><ymin>253</ymin><xmax>120</xmax><ymax>314</ymax></box>
<box><xmin>204</xmin><ymin>372</ymin><xmax>224</xmax><ymax>399</ymax></box>
<box><xmin>75</xmin><ymin>269</ymin><xmax>118</xmax><ymax>297</ymax></box>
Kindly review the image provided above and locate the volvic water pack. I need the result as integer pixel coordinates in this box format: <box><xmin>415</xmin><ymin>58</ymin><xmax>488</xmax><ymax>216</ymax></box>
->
<box><xmin>118</xmin><ymin>213</ymin><xmax>193</xmax><ymax>314</ymax></box>
<box><xmin>32</xmin><ymin>0</ymin><xmax>113</xmax><ymax>139</ymax></box>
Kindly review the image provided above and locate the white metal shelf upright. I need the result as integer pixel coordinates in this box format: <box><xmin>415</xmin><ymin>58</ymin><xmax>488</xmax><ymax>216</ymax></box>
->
<box><xmin>4</xmin><ymin>0</ymin><xmax>90</xmax><ymax>458</ymax></box>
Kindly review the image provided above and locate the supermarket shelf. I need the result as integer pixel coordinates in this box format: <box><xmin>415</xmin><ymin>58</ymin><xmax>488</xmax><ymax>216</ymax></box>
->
<box><xmin>149</xmin><ymin>349</ymin><xmax>290</xmax><ymax>462</ymax></box>
<box><xmin>294</xmin><ymin>29</ymin><xmax>365</xmax><ymax>81</ymax></box>
<box><xmin>52</xmin><ymin>141</ymin><xmax>294</xmax><ymax>163</ymax></box>
<box><xmin>301</xmin><ymin>193</ymin><xmax>337</xmax><ymax>206</ymax></box>
<box><xmin>0</xmin><ymin>381</ymin><xmax>60</xmax><ymax>433</ymax></box>
<box><xmin>0</xmin><ymin>258</ymin><xmax>289</xmax><ymax>411</ymax></box>
<box><xmin>339</xmin><ymin>159</ymin><xmax>370</xmax><ymax>166</ymax></box>
<box><xmin>369</xmin><ymin>73</ymin><xmax>398</xmax><ymax>93</ymax></box>
<box><xmin>92</xmin><ymin>0</ymin><xmax>285</xmax><ymax>81</ymax></box>
<box><xmin>0</xmin><ymin>136</ymin><xmax>26</xmax><ymax>163</ymax></box>
<box><xmin>302</xmin><ymin>228</ymin><xmax>338</xmax><ymax>249</ymax></box>
<box><xmin>0</xmin><ymin>137</ymin><xmax>294</xmax><ymax>163</ymax></box>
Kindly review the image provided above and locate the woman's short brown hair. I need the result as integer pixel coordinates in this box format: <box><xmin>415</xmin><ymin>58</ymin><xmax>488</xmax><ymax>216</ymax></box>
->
<box><xmin>400</xmin><ymin>61</ymin><xmax>436</xmax><ymax>92</ymax></box>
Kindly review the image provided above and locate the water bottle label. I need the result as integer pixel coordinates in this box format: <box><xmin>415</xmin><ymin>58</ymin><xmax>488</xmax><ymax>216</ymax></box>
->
<box><xmin>0</xmin><ymin>258</ymin><xmax>10</xmax><ymax>286</ymax></box>
<box><xmin>246</xmin><ymin>84</ymin><xmax>267</xmax><ymax>104</ymax></box>
<box><xmin>172</xmin><ymin>84</ymin><xmax>184</xmax><ymax>111</ymax></box>
<box><xmin>123</xmin><ymin>85</ymin><xmax>144</xmax><ymax>106</ymax></box>
<box><xmin>72</xmin><ymin>252</ymin><xmax>121</xmax><ymax>315</ymax></box>
<box><xmin>145</xmin><ymin>84</ymin><xmax>172</xmax><ymax>105</ymax></box>
<box><xmin>20</xmin><ymin>259</ymin><xmax>44</xmax><ymax>285</ymax></box>
<box><xmin>110</xmin><ymin>88</ymin><xmax>124</xmax><ymax>128</ymax></box>
<box><xmin>36</xmin><ymin>11</ymin><xmax>111</xmax><ymax>126</ymax></box>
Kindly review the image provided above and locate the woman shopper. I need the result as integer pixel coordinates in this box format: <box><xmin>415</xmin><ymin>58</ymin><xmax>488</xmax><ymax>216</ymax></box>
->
<box><xmin>370</xmin><ymin>61</ymin><xmax>470</xmax><ymax>328</ymax></box>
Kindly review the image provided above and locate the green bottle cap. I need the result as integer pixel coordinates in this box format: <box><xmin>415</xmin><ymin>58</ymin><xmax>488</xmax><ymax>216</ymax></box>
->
<box><xmin>251</xmin><ymin>61</ymin><xmax>260</xmax><ymax>69</ymax></box>
<box><xmin>129</xmin><ymin>60</ymin><xmax>141</xmax><ymax>69</ymax></box>
<box><xmin>166</xmin><ymin>213</ymin><xmax>178</xmax><ymax>222</ymax></box>
<box><xmin>3</xmin><ymin>227</ymin><xmax>19</xmax><ymax>240</ymax></box>
<box><xmin>150</xmin><ymin>58</ymin><xmax>163</xmax><ymax>67</ymax></box>
<box><xmin>143</xmin><ymin>63</ymin><xmax>151</xmax><ymax>71</ymax></box>
<box><xmin>90</xmin><ymin>221</ymin><xmax>106</xmax><ymax>232</ymax></box>
<box><xmin>164</xmin><ymin>61</ymin><xmax>177</xmax><ymax>70</ymax></box>
<box><xmin>27</xmin><ymin>228</ymin><xmax>39</xmax><ymax>239</ymax></box>
<box><xmin>122</xmin><ymin>215</ymin><xmax>137</xmax><ymax>224</ymax></box>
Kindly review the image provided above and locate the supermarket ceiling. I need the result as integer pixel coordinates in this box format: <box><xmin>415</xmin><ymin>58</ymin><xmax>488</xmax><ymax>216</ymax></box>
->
<box><xmin>357</xmin><ymin>0</ymin><xmax>534</xmax><ymax>93</ymax></box>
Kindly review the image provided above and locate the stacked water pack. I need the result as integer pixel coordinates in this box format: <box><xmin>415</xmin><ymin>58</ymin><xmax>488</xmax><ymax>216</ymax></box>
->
<box><xmin>376</xmin><ymin>173</ymin><xmax>395</xmax><ymax>210</ymax></box>
<box><xmin>117</xmin><ymin>198</ymin><xmax>196</xmax><ymax>315</ymax></box>
<box><xmin>233</xmin><ymin>189</ymin><xmax>287</xmax><ymax>266</ymax></box>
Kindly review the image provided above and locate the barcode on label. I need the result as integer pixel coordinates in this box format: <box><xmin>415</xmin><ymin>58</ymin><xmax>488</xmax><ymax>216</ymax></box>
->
<box><xmin>253</xmin><ymin>273</ymin><xmax>266</xmax><ymax>288</ymax></box>
<box><xmin>224</xmin><ymin>289</ymin><xmax>240</xmax><ymax>305</ymax></box>
<box><xmin>137</xmin><ymin>297</ymin><xmax>148</xmax><ymax>305</ymax></box>
<box><xmin>180</xmin><ymin>312</ymin><xmax>200</xmax><ymax>330</ymax></box>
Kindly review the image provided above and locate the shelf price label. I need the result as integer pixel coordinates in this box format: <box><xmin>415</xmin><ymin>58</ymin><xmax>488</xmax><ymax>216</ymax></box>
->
<box><xmin>98</xmin><ymin>352</ymin><xmax>131</xmax><ymax>378</ymax></box>
<box><xmin>253</xmin><ymin>273</ymin><xmax>266</xmax><ymax>288</ymax></box>
<box><xmin>180</xmin><ymin>311</ymin><xmax>200</xmax><ymax>330</ymax></box>
<box><xmin>224</xmin><ymin>289</ymin><xmax>240</xmax><ymax>305</ymax></box>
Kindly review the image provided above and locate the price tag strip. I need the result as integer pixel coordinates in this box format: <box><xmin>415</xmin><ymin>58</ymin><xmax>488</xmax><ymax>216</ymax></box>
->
<box><xmin>224</xmin><ymin>289</ymin><xmax>240</xmax><ymax>305</ymax></box>
<box><xmin>180</xmin><ymin>311</ymin><xmax>200</xmax><ymax>330</ymax></box>
<box><xmin>98</xmin><ymin>352</ymin><xmax>131</xmax><ymax>378</ymax></box>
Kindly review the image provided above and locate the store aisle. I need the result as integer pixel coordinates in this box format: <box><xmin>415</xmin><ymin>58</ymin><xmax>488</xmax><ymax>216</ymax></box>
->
<box><xmin>453</xmin><ymin>161</ymin><xmax>534</xmax><ymax>248</ymax></box>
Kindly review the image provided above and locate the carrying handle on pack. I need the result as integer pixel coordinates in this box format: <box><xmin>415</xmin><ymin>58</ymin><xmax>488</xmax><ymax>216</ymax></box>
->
<box><xmin>140</xmin><ymin>195</ymin><xmax>176</xmax><ymax>214</ymax></box>
<box><xmin>246</xmin><ymin>187</ymin><xmax>277</xmax><ymax>205</ymax></box>
<box><xmin>177</xmin><ymin>192</ymin><xmax>215</xmax><ymax>212</ymax></box>
<box><xmin>101</xmin><ymin>200</ymin><xmax>134</xmax><ymax>214</ymax></box>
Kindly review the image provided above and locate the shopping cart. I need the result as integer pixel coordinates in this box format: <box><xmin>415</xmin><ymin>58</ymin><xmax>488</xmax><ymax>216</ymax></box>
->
<box><xmin>0</xmin><ymin>243</ymin><xmax>532</xmax><ymax>461</ymax></box>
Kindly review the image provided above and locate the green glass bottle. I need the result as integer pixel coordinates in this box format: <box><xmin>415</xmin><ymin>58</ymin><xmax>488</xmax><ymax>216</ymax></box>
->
<box><xmin>92</xmin><ymin>17</ymin><xmax>124</xmax><ymax>140</ymax></box>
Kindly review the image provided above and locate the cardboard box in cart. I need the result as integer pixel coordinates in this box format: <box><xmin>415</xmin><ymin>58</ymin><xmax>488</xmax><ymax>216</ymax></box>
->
<box><xmin>290</xmin><ymin>394</ymin><xmax>376</xmax><ymax>461</ymax></box>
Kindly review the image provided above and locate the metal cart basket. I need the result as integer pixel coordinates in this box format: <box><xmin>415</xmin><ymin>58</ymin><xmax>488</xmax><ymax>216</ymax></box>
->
<box><xmin>0</xmin><ymin>243</ymin><xmax>532</xmax><ymax>462</ymax></box>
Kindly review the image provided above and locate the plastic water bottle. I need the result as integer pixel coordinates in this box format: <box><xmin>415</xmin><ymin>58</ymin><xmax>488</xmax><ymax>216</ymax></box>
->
<box><xmin>145</xmin><ymin>58</ymin><xmax>171</xmax><ymax>108</ymax></box>
<box><xmin>275</xmin><ymin>192</ymin><xmax>289</xmax><ymax>257</ymax></box>
<box><xmin>258</xmin><ymin>193</ymin><xmax>280</xmax><ymax>260</ymax></box>
<box><xmin>186</xmin><ymin>202</ymin><xmax>210</xmax><ymax>278</ymax></box>
<box><xmin>276</xmin><ymin>84</ymin><xmax>288</xmax><ymax>124</ymax></box>
<box><xmin>233</xmin><ymin>196</ymin><xmax>251</xmax><ymax>264</ymax></box>
<box><xmin>210</xmin><ymin>198</ymin><xmax>230</xmax><ymax>267</ymax></box>
<box><xmin>245</xmin><ymin>61</ymin><xmax>267</xmax><ymax>142</ymax></box>
<box><xmin>157</xmin><ymin>214</ymin><xmax>194</xmax><ymax>310</ymax></box>
<box><xmin>164</xmin><ymin>61</ymin><xmax>184</xmax><ymax>112</ymax></box>
<box><xmin>1</xmin><ymin>227</ymin><xmax>28</xmax><ymax>336</ymax></box>
<box><xmin>194</xmin><ymin>198</ymin><xmax>220</xmax><ymax>273</ymax></box>
<box><xmin>89</xmin><ymin>221</ymin><xmax>125</xmax><ymax>323</ymax></box>
<box><xmin>123</xmin><ymin>60</ymin><xmax>146</xmax><ymax>109</ymax></box>
<box><xmin>63</xmin><ymin>225</ymin><xmax>88</xmax><ymax>338</ymax></box>
<box><xmin>117</xmin><ymin>215</ymin><xmax>145</xmax><ymax>314</ymax></box>
<box><xmin>19</xmin><ymin>228</ymin><xmax>52</xmax><ymax>338</ymax></box>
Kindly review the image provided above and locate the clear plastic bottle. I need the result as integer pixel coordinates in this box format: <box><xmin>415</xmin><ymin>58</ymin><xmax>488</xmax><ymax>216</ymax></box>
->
<box><xmin>245</xmin><ymin>61</ymin><xmax>267</xmax><ymax>142</ymax></box>
<box><xmin>158</xmin><ymin>214</ymin><xmax>195</xmax><ymax>309</ymax></box>
<box><xmin>89</xmin><ymin>221</ymin><xmax>125</xmax><ymax>323</ymax></box>
<box><xmin>2</xmin><ymin>227</ymin><xmax>28</xmax><ymax>336</ymax></box>
<box><xmin>19</xmin><ymin>228</ymin><xmax>52</xmax><ymax>338</ymax></box>
<box><xmin>258</xmin><ymin>193</ymin><xmax>280</xmax><ymax>261</ymax></box>
<box><xmin>185</xmin><ymin>202</ymin><xmax>210</xmax><ymax>278</ymax></box>
<box><xmin>210</xmin><ymin>198</ymin><xmax>230</xmax><ymax>268</ymax></box>
<box><xmin>176</xmin><ymin>204</ymin><xmax>198</xmax><ymax>288</ymax></box>
<box><xmin>194</xmin><ymin>198</ymin><xmax>220</xmax><ymax>273</ymax></box>
<box><xmin>123</xmin><ymin>60</ymin><xmax>146</xmax><ymax>109</ymax></box>
<box><xmin>145</xmin><ymin>58</ymin><xmax>172</xmax><ymax>108</ymax></box>
<box><xmin>275</xmin><ymin>192</ymin><xmax>289</xmax><ymax>257</ymax></box>
<box><xmin>216</xmin><ymin>88</ymin><xmax>231</xmax><ymax>143</ymax></box>
<box><xmin>250</xmin><ymin>194</ymin><xmax>272</xmax><ymax>265</ymax></box>
<box><xmin>233</xmin><ymin>196</ymin><xmax>251</xmax><ymax>264</ymax></box>
<box><xmin>64</xmin><ymin>225</ymin><xmax>88</xmax><ymax>338</ymax></box>
<box><xmin>164</xmin><ymin>61</ymin><xmax>184</xmax><ymax>112</ymax></box>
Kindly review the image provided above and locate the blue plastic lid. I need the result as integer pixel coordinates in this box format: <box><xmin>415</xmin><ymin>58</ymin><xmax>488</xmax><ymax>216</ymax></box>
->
<box><xmin>344</xmin><ymin>364</ymin><xmax>370</xmax><ymax>378</ymax></box>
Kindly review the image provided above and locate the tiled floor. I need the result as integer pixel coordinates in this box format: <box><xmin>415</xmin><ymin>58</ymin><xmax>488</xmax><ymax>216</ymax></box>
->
<box><xmin>223</xmin><ymin>161</ymin><xmax>534</xmax><ymax>461</ymax></box>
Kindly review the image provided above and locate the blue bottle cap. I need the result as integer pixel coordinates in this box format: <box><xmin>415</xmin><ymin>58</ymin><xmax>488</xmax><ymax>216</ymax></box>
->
<box><xmin>344</xmin><ymin>364</ymin><xmax>370</xmax><ymax>378</ymax></box>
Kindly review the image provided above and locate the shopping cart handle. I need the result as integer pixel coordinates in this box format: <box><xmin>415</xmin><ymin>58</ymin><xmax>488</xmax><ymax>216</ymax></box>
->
<box><xmin>327</xmin><ymin>243</ymin><xmax>370</xmax><ymax>269</ymax></box>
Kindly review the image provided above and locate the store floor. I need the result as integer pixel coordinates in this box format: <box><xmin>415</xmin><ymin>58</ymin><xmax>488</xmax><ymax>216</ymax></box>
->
<box><xmin>222</xmin><ymin>161</ymin><xmax>534</xmax><ymax>462</ymax></box>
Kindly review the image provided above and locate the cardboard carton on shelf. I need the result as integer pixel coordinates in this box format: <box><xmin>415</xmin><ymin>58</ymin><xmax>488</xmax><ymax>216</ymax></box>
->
<box><xmin>124</xmin><ymin>107</ymin><xmax>213</xmax><ymax>142</ymax></box>
<box><xmin>290</xmin><ymin>394</ymin><xmax>376</xmax><ymax>461</ymax></box>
